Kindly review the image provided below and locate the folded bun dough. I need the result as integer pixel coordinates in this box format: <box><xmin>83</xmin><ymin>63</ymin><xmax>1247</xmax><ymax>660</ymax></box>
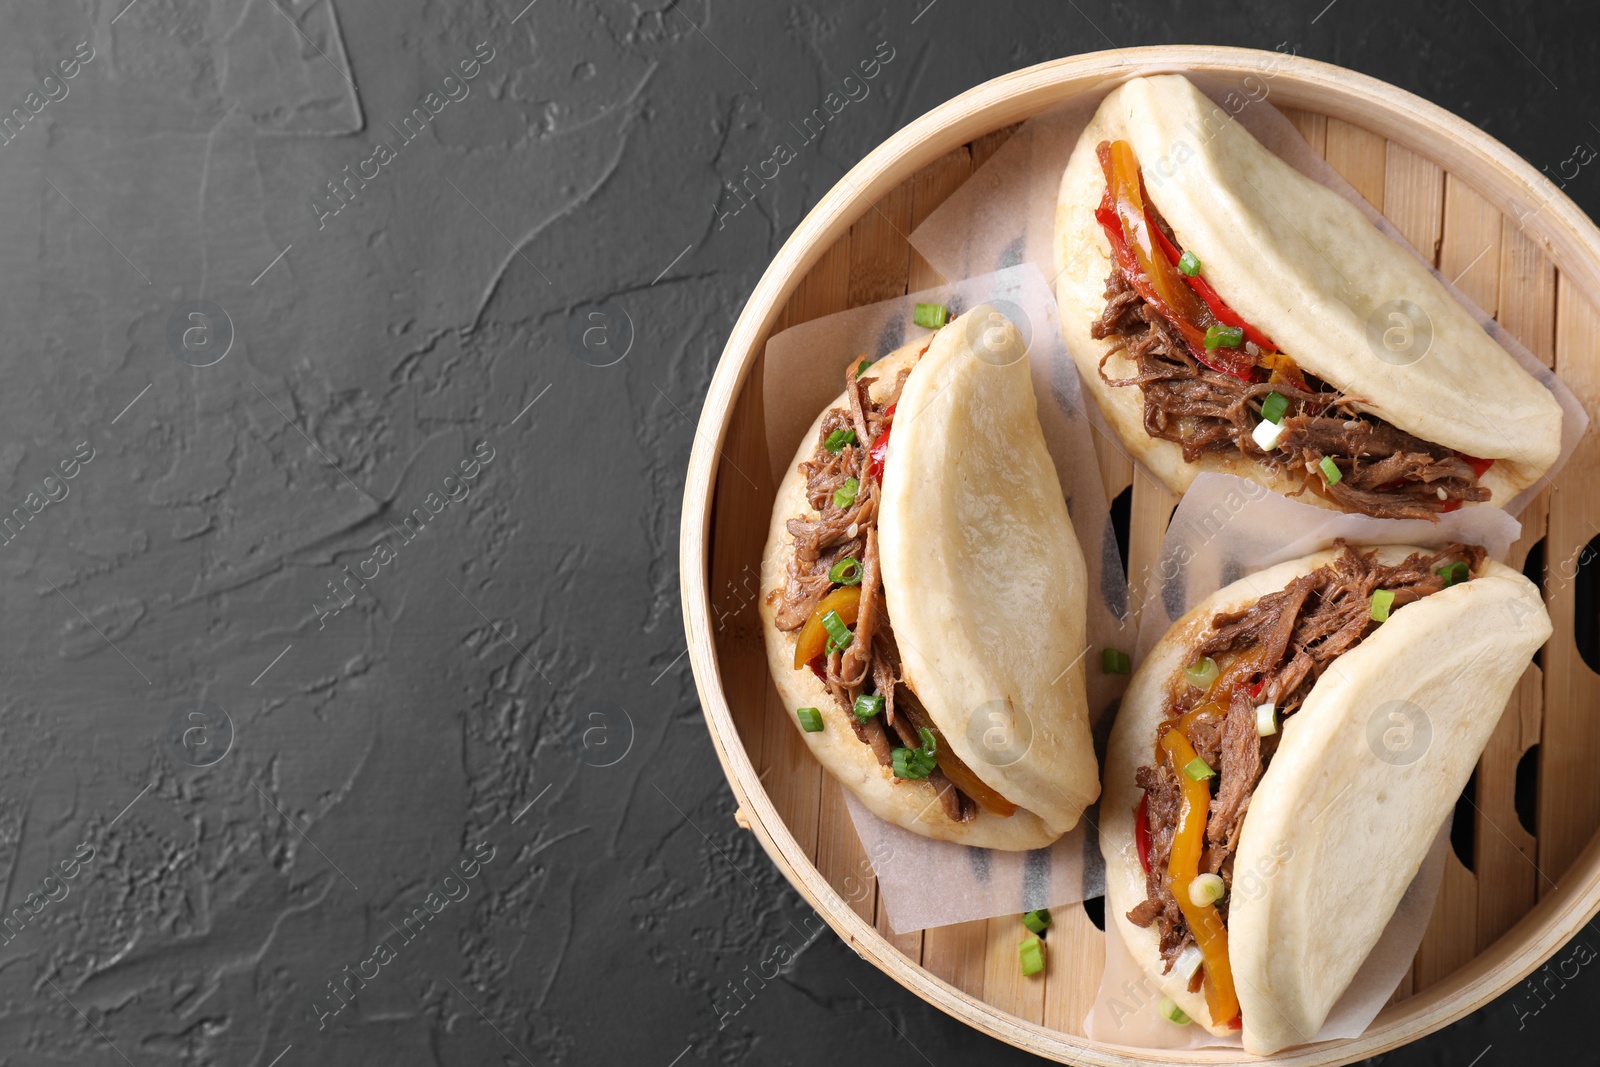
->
<box><xmin>1102</xmin><ymin>545</ymin><xmax>1549</xmax><ymax>1052</ymax></box>
<box><xmin>759</xmin><ymin>307</ymin><xmax>1098</xmax><ymax>849</ymax></box>
<box><xmin>1055</xmin><ymin>74</ymin><xmax>1562</xmax><ymax>507</ymax></box>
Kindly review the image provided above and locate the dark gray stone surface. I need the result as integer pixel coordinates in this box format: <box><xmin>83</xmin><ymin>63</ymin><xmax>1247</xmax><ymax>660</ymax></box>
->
<box><xmin>0</xmin><ymin>0</ymin><xmax>1592</xmax><ymax>1063</ymax></box>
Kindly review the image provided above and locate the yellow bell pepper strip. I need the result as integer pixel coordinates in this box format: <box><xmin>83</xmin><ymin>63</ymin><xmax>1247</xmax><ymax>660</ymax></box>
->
<box><xmin>792</xmin><ymin>586</ymin><xmax>861</xmax><ymax>669</ymax></box>
<box><xmin>1158</xmin><ymin>725</ymin><xmax>1241</xmax><ymax>1028</ymax></box>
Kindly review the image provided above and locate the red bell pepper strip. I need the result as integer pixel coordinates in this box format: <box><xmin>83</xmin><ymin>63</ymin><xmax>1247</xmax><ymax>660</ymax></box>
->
<box><xmin>1094</xmin><ymin>141</ymin><xmax>1257</xmax><ymax>382</ymax></box>
<box><xmin>1135</xmin><ymin>793</ymin><xmax>1152</xmax><ymax>874</ymax></box>
<box><xmin>868</xmin><ymin>403</ymin><xmax>895</xmax><ymax>482</ymax></box>
<box><xmin>1143</xmin><ymin>207</ymin><xmax>1278</xmax><ymax>353</ymax></box>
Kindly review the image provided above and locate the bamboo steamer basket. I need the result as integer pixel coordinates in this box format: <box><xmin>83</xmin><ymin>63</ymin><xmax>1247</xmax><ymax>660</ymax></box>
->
<box><xmin>679</xmin><ymin>45</ymin><xmax>1600</xmax><ymax>1063</ymax></box>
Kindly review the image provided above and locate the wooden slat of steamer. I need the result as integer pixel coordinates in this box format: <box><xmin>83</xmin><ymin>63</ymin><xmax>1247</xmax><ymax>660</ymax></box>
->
<box><xmin>985</xmin><ymin>914</ymin><xmax>1046</xmax><ymax>1025</ymax></box>
<box><xmin>1440</xmin><ymin>175</ymin><xmax>1503</xmax><ymax>318</ymax></box>
<box><xmin>1542</xmin><ymin>278</ymin><xmax>1600</xmax><ymax>889</ymax></box>
<box><xmin>1043</xmin><ymin>902</ymin><xmax>1106</xmax><ymax>1038</ymax></box>
<box><xmin>1473</xmin><ymin>218</ymin><xmax>1559</xmax><ymax>949</ymax></box>
<box><xmin>908</xmin><ymin>146</ymin><xmax>973</xmax><ymax>291</ymax></box>
<box><xmin>1383</xmin><ymin>142</ymin><xmax>1445</xmax><ymax>264</ymax></box>
<box><xmin>708</xmin><ymin>357</ymin><xmax>777</xmax><ymax>778</ymax></box>
<box><xmin>815</xmin><ymin>777</ymin><xmax>873</xmax><ymax>925</ymax></box>
<box><xmin>848</xmin><ymin>185</ymin><xmax>914</xmax><ymax>307</ymax></box>
<box><xmin>1325</xmin><ymin>118</ymin><xmax>1386</xmax><ymax>210</ymax></box>
<box><xmin>756</xmin><ymin>232</ymin><xmax>853</xmax><ymax>869</ymax></box>
<box><xmin>1280</xmin><ymin>106</ymin><xmax>1326</xmax><ymax>156</ymax></box>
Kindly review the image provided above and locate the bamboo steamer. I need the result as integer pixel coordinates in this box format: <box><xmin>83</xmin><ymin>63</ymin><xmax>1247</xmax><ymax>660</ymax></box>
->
<box><xmin>679</xmin><ymin>46</ymin><xmax>1600</xmax><ymax>1063</ymax></box>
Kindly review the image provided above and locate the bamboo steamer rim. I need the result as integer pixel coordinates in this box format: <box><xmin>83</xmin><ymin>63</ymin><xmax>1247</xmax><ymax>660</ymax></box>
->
<box><xmin>679</xmin><ymin>45</ymin><xmax>1600</xmax><ymax>1064</ymax></box>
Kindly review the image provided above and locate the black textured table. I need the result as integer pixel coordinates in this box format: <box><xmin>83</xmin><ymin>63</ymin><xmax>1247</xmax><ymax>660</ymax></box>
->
<box><xmin>3</xmin><ymin>1</ymin><xmax>1593</xmax><ymax>1064</ymax></box>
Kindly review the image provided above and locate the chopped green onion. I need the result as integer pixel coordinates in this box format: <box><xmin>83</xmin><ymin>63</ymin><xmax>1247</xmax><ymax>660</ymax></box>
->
<box><xmin>1260</xmin><ymin>391</ymin><xmax>1288</xmax><ymax>424</ymax></box>
<box><xmin>1204</xmin><ymin>323</ymin><xmax>1245</xmax><ymax>349</ymax></box>
<box><xmin>1437</xmin><ymin>560</ymin><xmax>1470</xmax><ymax>587</ymax></box>
<box><xmin>1189</xmin><ymin>872</ymin><xmax>1226</xmax><ymax>907</ymax></box>
<box><xmin>1022</xmin><ymin>908</ymin><xmax>1052</xmax><ymax>935</ymax></box>
<box><xmin>1256</xmin><ymin>702</ymin><xmax>1277</xmax><ymax>738</ymax></box>
<box><xmin>1370</xmin><ymin>588</ymin><xmax>1395</xmax><ymax>623</ymax></box>
<box><xmin>1177</xmin><ymin>250</ymin><xmax>1201</xmax><ymax>276</ymax></box>
<box><xmin>1251</xmin><ymin>416</ymin><xmax>1285</xmax><ymax>451</ymax></box>
<box><xmin>823</xmin><ymin>427</ymin><xmax>858</xmax><ymax>453</ymax></box>
<box><xmin>1173</xmin><ymin>944</ymin><xmax>1203</xmax><ymax>981</ymax></box>
<box><xmin>913</xmin><ymin>303</ymin><xmax>949</xmax><ymax>329</ymax></box>
<box><xmin>1183</xmin><ymin>756</ymin><xmax>1216</xmax><ymax>782</ymax></box>
<box><xmin>1184</xmin><ymin>657</ymin><xmax>1219</xmax><ymax>691</ymax></box>
<box><xmin>1159</xmin><ymin>997</ymin><xmax>1191</xmax><ymax>1025</ymax></box>
<box><xmin>821</xmin><ymin>610</ymin><xmax>852</xmax><ymax>655</ymax></box>
<box><xmin>891</xmin><ymin>727</ymin><xmax>938</xmax><ymax>780</ymax></box>
<box><xmin>832</xmin><ymin>477</ymin><xmax>860</xmax><ymax>509</ymax></box>
<box><xmin>1319</xmin><ymin>455</ymin><xmax>1343</xmax><ymax>486</ymax></box>
<box><xmin>829</xmin><ymin>557</ymin><xmax>864</xmax><ymax>585</ymax></box>
<box><xmin>853</xmin><ymin>692</ymin><xmax>885</xmax><ymax>722</ymax></box>
<box><xmin>1102</xmin><ymin>647</ymin><xmax>1132</xmax><ymax>675</ymax></box>
<box><xmin>855</xmin><ymin>358</ymin><xmax>876</xmax><ymax>378</ymax></box>
<box><xmin>796</xmin><ymin>707</ymin><xmax>824</xmax><ymax>733</ymax></box>
<box><xmin>1018</xmin><ymin>935</ymin><xmax>1045</xmax><ymax>977</ymax></box>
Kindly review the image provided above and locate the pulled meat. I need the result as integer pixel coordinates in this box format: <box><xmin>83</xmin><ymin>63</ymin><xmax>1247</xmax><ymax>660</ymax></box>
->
<box><xmin>1127</xmin><ymin>541</ymin><xmax>1484</xmax><ymax>966</ymax></box>
<box><xmin>1092</xmin><ymin>265</ymin><xmax>1491</xmax><ymax>520</ymax></box>
<box><xmin>769</xmin><ymin>362</ymin><xmax>973</xmax><ymax>821</ymax></box>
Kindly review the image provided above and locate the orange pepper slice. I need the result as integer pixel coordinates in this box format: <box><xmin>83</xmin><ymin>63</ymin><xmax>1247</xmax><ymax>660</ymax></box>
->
<box><xmin>1158</xmin><ymin>727</ymin><xmax>1241</xmax><ymax>1028</ymax></box>
<box><xmin>792</xmin><ymin>586</ymin><xmax>861</xmax><ymax>669</ymax></box>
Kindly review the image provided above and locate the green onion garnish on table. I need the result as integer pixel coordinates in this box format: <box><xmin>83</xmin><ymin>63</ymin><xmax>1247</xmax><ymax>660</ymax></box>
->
<box><xmin>1102</xmin><ymin>647</ymin><xmax>1132</xmax><ymax>675</ymax></box>
<box><xmin>1023</xmin><ymin>908</ymin><xmax>1052</xmax><ymax>935</ymax></box>
<box><xmin>1019</xmin><ymin>935</ymin><xmax>1045</xmax><ymax>977</ymax></box>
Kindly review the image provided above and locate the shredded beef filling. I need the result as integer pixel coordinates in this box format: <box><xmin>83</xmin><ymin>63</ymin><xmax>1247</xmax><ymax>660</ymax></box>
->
<box><xmin>1091</xmin><ymin>264</ymin><xmax>1491</xmax><ymax>520</ymax></box>
<box><xmin>768</xmin><ymin>362</ymin><xmax>975</xmax><ymax>823</ymax></box>
<box><xmin>1127</xmin><ymin>541</ymin><xmax>1485</xmax><ymax>968</ymax></box>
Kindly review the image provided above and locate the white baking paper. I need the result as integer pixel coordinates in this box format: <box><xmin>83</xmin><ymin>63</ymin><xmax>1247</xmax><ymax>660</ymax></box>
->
<box><xmin>761</xmin><ymin>264</ymin><xmax>1127</xmax><ymax>933</ymax></box>
<box><xmin>1131</xmin><ymin>470</ymin><xmax>1523</xmax><ymax>662</ymax></box>
<box><xmin>908</xmin><ymin>66</ymin><xmax>1587</xmax><ymax>516</ymax></box>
